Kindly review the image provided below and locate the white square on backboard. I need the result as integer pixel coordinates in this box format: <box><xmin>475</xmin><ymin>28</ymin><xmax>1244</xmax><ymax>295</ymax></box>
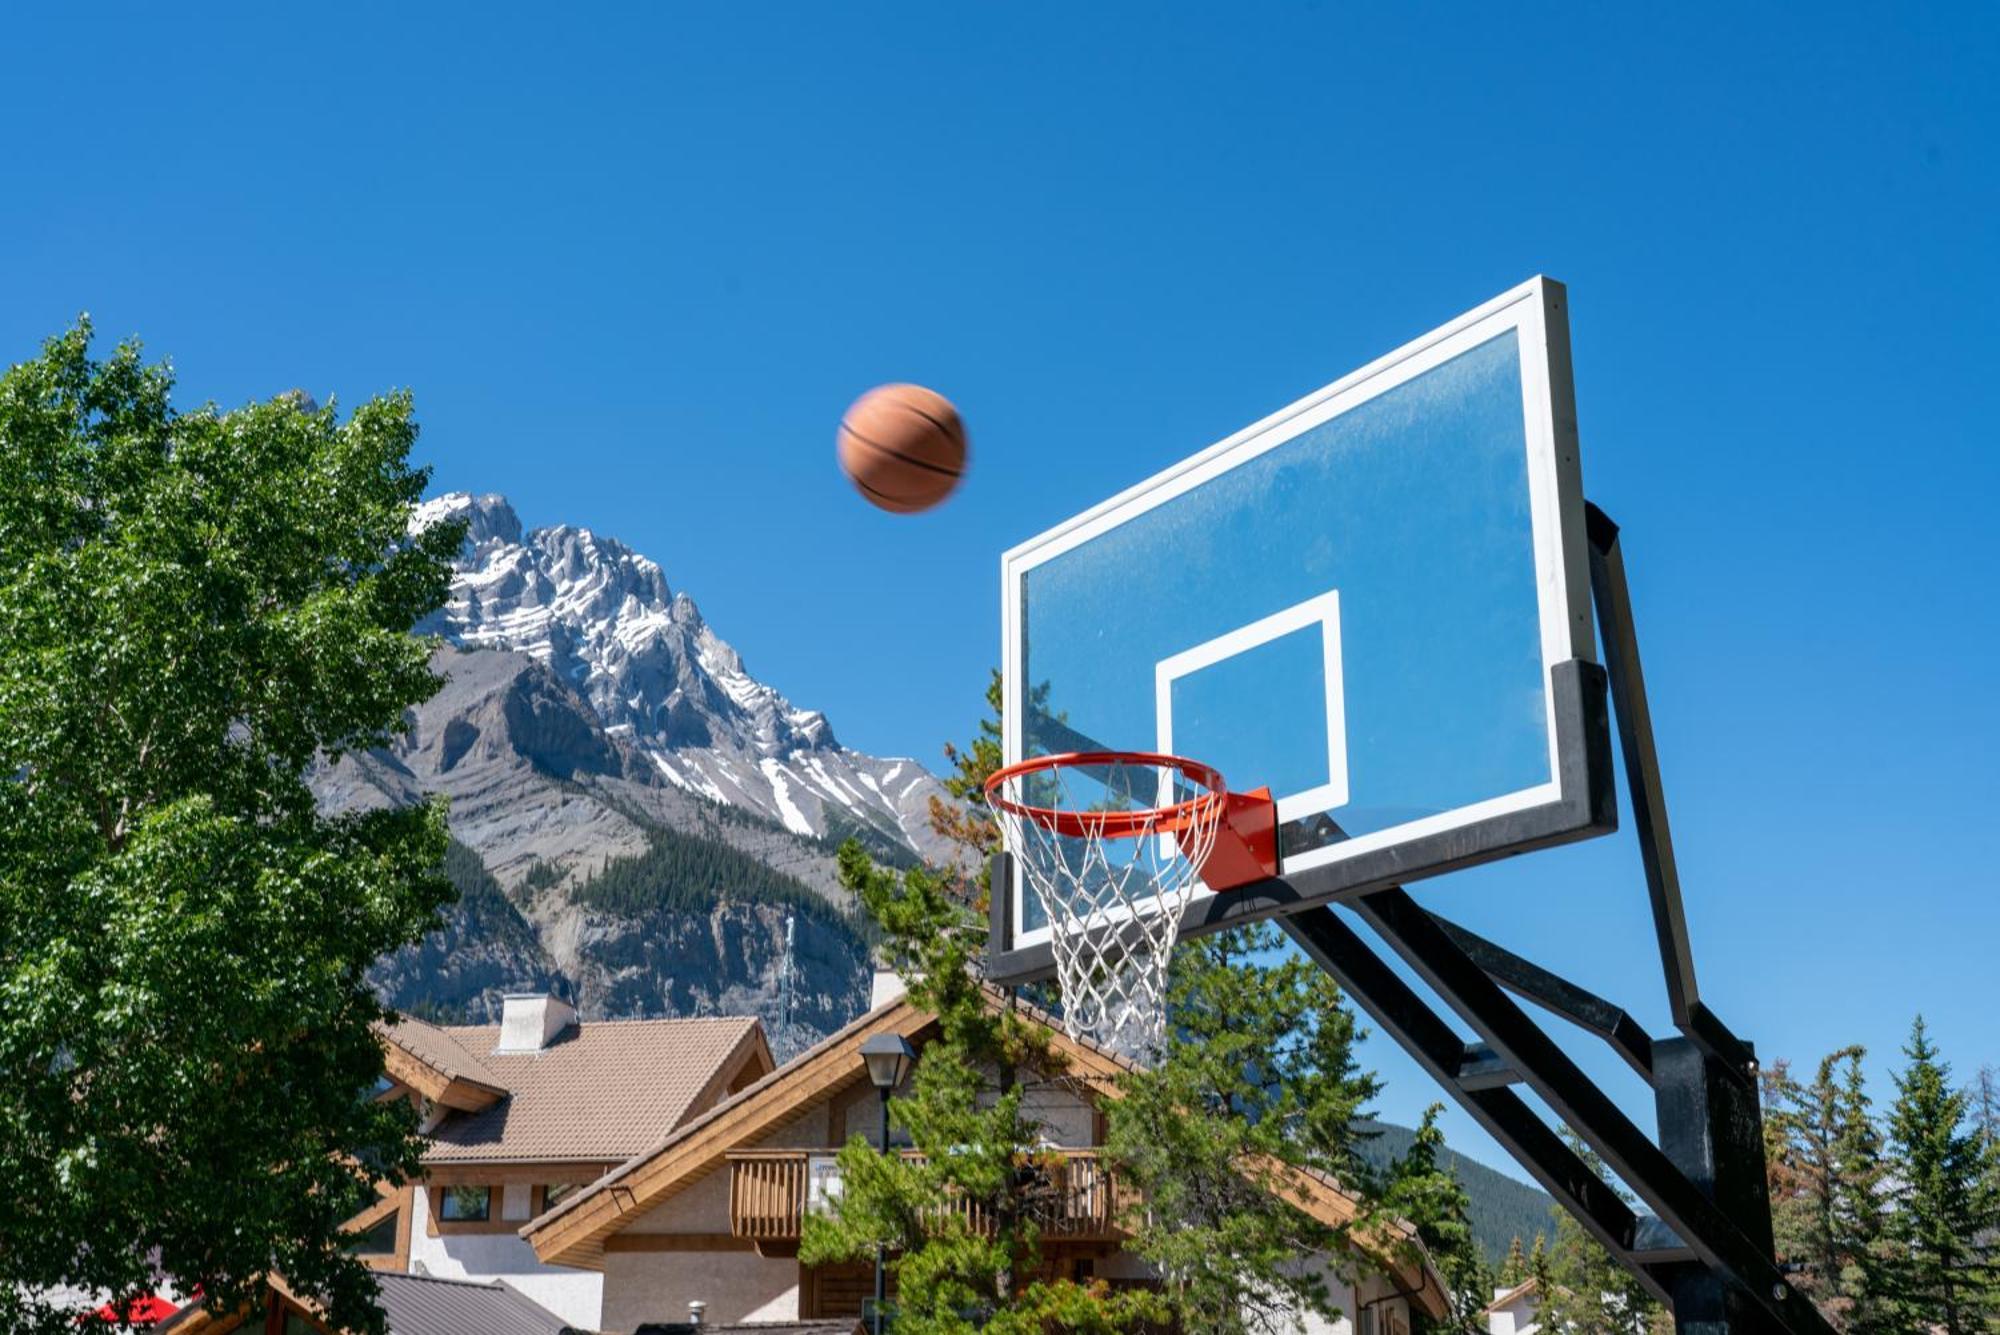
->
<box><xmin>1153</xmin><ymin>589</ymin><xmax>1348</xmax><ymax>822</ymax></box>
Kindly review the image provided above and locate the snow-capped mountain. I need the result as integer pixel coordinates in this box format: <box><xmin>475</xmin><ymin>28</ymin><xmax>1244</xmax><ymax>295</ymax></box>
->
<box><xmin>413</xmin><ymin>492</ymin><xmax>953</xmax><ymax>862</ymax></box>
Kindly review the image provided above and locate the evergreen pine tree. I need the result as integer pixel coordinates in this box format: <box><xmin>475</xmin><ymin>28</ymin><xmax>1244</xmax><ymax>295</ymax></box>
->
<box><xmin>1499</xmin><ymin>1235</ymin><xmax>1529</xmax><ymax>1289</ymax></box>
<box><xmin>1528</xmin><ymin>1232</ymin><xmax>1551</xmax><ymax>1307</ymax></box>
<box><xmin>1880</xmin><ymin>1017</ymin><xmax>2000</xmax><ymax>1334</ymax></box>
<box><xmin>1827</xmin><ymin>1049</ymin><xmax>1895</xmax><ymax>1334</ymax></box>
<box><xmin>1534</xmin><ymin>1135</ymin><xmax>1660</xmax><ymax>1335</ymax></box>
<box><xmin>1378</xmin><ymin>1104</ymin><xmax>1490</xmax><ymax>1332</ymax></box>
<box><xmin>801</xmin><ymin>678</ymin><xmax>1154</xmax><ymax>1332</ymax></box>
<box><xmin>1761</xmin><ymin>1057</ymin><xmax>1813</xmax><ymax>1271</ymax></box>
<box><xmin>1763</xmin><ymin>1045</ymin><xmax>1892</xmax><ymax>1325</ymax></box>
<box><xmin>800</xmin><ymin>844</ymin><xmax>1155</xmax><ymax>1334</ymax></box>
<box><xmin>1104</xmin><ymin>921</ymin><xmax>1384</xmax><ymax>1334</ymax></box>
<box><xmin>1971</xmin><ymin>1066</ymin><xmax>2000</xmax><ymax>1149</ymax></box>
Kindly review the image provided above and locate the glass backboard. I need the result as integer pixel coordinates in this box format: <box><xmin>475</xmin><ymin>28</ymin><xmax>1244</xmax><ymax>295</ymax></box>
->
<box><xmin>990</xmin><ymin>277</ymin><xmax>1611</xmax><ymax>983</ymax></box>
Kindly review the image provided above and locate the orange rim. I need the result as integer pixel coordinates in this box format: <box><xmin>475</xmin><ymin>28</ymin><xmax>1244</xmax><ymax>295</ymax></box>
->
<box><xmin>983</xmin><ymin>751</ymin><xmax>1229</xmax><ymax>840</ymax></box>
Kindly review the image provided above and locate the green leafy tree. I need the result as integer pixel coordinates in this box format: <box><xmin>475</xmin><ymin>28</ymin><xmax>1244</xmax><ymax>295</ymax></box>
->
<box><xmin>0</xmin><ymin>324</ymin><xmax>462</xmax><ymax>1333</ymax></box>
<box><xmin>1104</xmin><ymin>921</ymin><xmax>1384</xmax><ymax>1334</ymax></box>
<box><xmin>1498</xmin><ymin>1235</ymin><xmax>1530</xmax><ymax>1288</ymax></box>
<box><xmin>1879</xmin><ymin>1017</ymin><xmax>2000</xmax><ymax>1333</ymax></box>
<box><xmin>1534</xmin><ymin>1135</ymin><xmax>1660</xmax><ymax>1335</ymax></box>
<box><xmin>1378</xmin><ymin>1104</ymin><xmax>1491</xmax><ymax>1332</ymax></box>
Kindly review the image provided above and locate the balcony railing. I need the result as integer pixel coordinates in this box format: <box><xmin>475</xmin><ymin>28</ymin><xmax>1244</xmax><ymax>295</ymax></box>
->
<box><xmin>727</xmin><ymin>1149</ymin><xmax>1128</xmax><ymax>1244</ymax></box>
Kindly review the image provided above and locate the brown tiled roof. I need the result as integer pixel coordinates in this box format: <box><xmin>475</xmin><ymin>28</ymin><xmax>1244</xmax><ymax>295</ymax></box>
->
<box><xmin>423</xmin><ymin>1015</ymin><xmax>766</xmax><ymax>1163</ymax></box>
<box><xmin>525</xmin><ymin>992</ymin><xmax>931</xmax><ymax>1236</ymax></box>
<box><xmin>384</xmin><ymin>1017</ymin><xmax>509</xmax><ymax>1093</ymax></box>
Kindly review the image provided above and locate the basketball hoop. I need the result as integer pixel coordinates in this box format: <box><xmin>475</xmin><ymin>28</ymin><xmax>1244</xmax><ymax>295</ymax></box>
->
<box><xmin>984</xmin><ymin>751</ymin><xmax>1276</xmax><ymax>1055</ymax></box>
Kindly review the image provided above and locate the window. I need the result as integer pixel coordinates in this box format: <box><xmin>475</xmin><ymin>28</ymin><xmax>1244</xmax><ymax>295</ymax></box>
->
<box><xmin>349</xmin><ymin>1212</ymin><xmax>398</xmax><ymax>1254</ymax></box>
<box><xmin>438</xmin><ymin>1185</ymin><xmax>491</xmax><ymax>1222</ymax></box>
<box><xmin>543</xmin><ymin>1182</ymin><xmax>580</xmax><ymax>1208</ymax></box>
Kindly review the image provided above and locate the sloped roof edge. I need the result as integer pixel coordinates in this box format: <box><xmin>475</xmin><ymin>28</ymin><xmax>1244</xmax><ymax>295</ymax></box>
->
<box><xmin>520</xmin><ymin>983</ymin><xmax>1449</xmax><ymax>1316</ymax></box>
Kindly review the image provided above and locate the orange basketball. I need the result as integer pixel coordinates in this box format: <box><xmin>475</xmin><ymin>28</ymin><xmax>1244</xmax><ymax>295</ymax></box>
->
<box><xmin>837</xmin><ymin>383</ymin><xmax>968</xmax><ymax>513</ymax></box>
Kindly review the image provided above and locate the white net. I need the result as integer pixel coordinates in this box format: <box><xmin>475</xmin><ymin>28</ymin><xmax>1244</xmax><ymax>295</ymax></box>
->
<box><xmin>989</xmin><ymin>756</ymin><xmax>1226</xmax><ymax>1057</ymax></box>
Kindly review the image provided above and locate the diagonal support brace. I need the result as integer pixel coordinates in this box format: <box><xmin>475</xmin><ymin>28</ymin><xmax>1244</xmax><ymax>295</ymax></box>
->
<box><xmin>1430</xmin><ymin>913</ymin><xmax>1658</xmax><ymax>1084</ymax></box>
<box><xmin>1349</xmin><ymin>887</ymin><xmax>1832</xmax><ymax>1335</ymax></box>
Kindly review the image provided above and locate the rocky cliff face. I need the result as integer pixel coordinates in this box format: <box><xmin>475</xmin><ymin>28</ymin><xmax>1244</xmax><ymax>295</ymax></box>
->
<box><xmin>319</xmin><ymin>492</ymin><xmax>957</xmax><ymax>1057</ymax></box>
<box><xmin>324</xmin><ymin>643</ymin><xmax>875</xmax><ymax>1059</ymax></box>
<box><xmin>412</xmin><ymin>492</ymin><xmax>954</xmax><ymax>863</ymax></box>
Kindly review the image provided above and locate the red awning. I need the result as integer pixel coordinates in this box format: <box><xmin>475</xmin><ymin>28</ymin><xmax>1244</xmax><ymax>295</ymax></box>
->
<box><xmin>90</xmin><ymin>1295</ymin><xmax>181</xmax><ymax>1326</ymax></box>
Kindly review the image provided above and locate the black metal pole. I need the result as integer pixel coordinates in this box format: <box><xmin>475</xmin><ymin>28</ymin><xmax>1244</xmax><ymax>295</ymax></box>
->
<box><xmin>874</xmin><ymin>1084</ymin><xmax>890</xmax><ymax>1335</ymax></box>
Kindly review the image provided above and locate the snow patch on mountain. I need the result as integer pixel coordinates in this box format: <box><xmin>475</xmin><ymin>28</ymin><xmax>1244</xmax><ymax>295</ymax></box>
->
<box><xmin>415</xmin><ymin>492</ymin><xmax>954</xmax><ymax>861</ymax></box>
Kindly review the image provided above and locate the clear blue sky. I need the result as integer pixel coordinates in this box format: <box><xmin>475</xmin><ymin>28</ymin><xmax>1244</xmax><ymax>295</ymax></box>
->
<box><xmin>4</xmin><ymin>4</ymin><xmax>1995</xmax><ymax>1188</ymax></box>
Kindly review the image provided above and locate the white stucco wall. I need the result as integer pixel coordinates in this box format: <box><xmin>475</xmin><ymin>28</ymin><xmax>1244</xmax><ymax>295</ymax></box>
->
<box><xmin>1487</xmin><ymin>1291</ymin><xmax>1540</xmax><ymax>1335</ymax></box>
<box><xmin>600</xmin><ymin>1249</ymin><xmax>798</xmax><ymax>1334</ymax></box>
<box><xmin>622</xmin><ymin>1169</ymin><xmax>733</xmax><ymax>1232</ymax></box>
<box><xmin>408</xmin><ymin>1185</ymin><xmax>603</xmax><ymax>1331</ymax></box>
<box><xmin>758</xmin><ymin>1102</ymin><xmax>832</xmax><ymax>1149</ymax></box>
<box><xmin>1019</xmin><ymin>1079</ymin><xmax>1094</xmax><ymax>1145</ymax></box>
<box><xmin>1095</xmin><ymin>1250</ymin><xmax>1410</xmax><ymax>1335</ymax></box>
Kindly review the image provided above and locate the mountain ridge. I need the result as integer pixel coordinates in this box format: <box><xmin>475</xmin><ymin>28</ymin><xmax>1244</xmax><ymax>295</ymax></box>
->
<box><xmin>412</xmin><ymin>492</ymin><xmax>954</xmax><ymax>863</ymax></box>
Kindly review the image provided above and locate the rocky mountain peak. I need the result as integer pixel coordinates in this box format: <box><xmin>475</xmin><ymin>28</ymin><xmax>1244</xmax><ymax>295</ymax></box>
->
<box><xmin>415</xmin><ymin>490</ymin><xmax>524</xmax><ymax>549</ymax></box>
<box><xmin>414</xmin><ymin>492</ymin><xmax>949</xmax><ymax>860</ymax></box>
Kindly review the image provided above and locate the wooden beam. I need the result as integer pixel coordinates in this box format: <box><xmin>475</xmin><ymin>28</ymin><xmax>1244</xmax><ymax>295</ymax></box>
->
<box><xmin>380</xmin><ymin>1042</ymin><xmax>506</xmax><ymax>1112</ymax></box>
<box><xmin>529</xmin><ymin>1001</ymin><xmax>937</xmax><ymax>1265</ymax></box>
<box><xmin>420</xmin><ymin>1162</ymin><xmax>610</xmax><ymax>1186</ymax></box>
<box><xmin>605</xmin><ymin>1233</ymin><xmax>758</xmax><ymax>1253</ymax></box>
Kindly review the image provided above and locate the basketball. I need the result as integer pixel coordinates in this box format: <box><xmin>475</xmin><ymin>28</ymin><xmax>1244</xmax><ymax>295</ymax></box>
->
<box><xmin>837</xmin><ymin>383</ymin><xmax>967</xmax><ymax>513</ymax></box>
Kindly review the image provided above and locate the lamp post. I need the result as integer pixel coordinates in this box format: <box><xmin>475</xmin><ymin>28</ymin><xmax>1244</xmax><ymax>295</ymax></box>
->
<box><xmin>858</xmin><ymin>1033</ymin><xmax>915</xmax><ymax>1335</ymax></box>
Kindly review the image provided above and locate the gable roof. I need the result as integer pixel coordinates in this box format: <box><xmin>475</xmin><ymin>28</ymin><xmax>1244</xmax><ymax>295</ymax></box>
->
<box><xmin>525</xmin><ymin>992</ymin><xmax>936</xmax><ymax>1263</ymax></box>
<box><xmin>1482</xmin><ymin>1275</ymin><xmax>1541</xmax><ymax>1315</ymax></box>
<box><xmin>369</xmin><ymin>1272</ymin><xmax>580</xmax><ymax>1335</ymax></box>
<box><xmin>520</xmin><ymin>989</ymin><xmax>1448</xmax><ymax>1317</ymax></box>
<box><xmin>382</xmin><ymin>1017</ymin><xmax>511</xmax><ymax>1111</ymax></box>
<box><xmin>157</xmin><ymin>1272</ymin><xmax>580</xmax><ymax>1335</ymax></box>
<box><xmin>420</xmin><ymin>1015</ymin><xmax>770</xmax><ymax>1163</ymax></box>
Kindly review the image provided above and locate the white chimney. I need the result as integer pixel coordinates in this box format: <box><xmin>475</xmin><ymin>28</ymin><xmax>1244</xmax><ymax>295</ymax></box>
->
<box><xmin>870</xmin><ymin>968</ymin><xmax>908</xmax><ymax>1010</ymax></box>
<box><xmin>687</xmin><ymin>1299</ymin><xmax>707</xmax><ymax>1325</ymax></box>
<box><xmin>494</xmin><ymin>993</ymin><xmax>577</xmax><ymax>1053</ymax></box>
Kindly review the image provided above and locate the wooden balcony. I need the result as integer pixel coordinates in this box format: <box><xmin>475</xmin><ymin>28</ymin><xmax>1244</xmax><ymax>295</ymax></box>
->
<box><xmin>727</xmin><ymin>1149</ymin><xmax>1128</xmax><ymax>1252</ymax></box>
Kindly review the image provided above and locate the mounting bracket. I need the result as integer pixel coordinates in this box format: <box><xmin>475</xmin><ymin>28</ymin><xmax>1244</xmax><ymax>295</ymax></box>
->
<box><xmin>1273</xmin><ymin>503</ymin><xmax>1817</xmax><ymax>1335</ymax></box>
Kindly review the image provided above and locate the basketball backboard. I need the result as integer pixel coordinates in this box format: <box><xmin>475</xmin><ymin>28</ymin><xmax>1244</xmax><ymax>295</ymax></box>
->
<box><xmin>988</xmin><ymin>277</ymin><xmax>1616</xmax><ymax>986</ymax></box>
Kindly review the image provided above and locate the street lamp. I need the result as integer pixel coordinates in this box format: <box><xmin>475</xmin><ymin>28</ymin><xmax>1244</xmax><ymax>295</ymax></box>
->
<box><xmin>858</xmin><ymin>1033</ymin><xmax>915</xmax><ymax>1335</ymax></box>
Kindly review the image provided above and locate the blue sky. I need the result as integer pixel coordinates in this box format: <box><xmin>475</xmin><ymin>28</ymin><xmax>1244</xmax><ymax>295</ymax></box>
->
<box><xmin>4</xmin><ymin>4</ymin><xmax>1995</xmax><ymax>1189</ymax></box>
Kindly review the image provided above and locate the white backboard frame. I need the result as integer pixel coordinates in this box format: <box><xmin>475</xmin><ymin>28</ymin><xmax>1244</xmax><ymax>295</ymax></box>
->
<box><xmin>996</xmin><ymin>276</ymin><xmax>1597</xmax><ymax>965</ymax></box>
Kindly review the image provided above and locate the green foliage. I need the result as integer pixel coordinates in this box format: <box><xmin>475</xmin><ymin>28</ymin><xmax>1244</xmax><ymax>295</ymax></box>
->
<box><xmin>1105</xmin><ymin>923</ymin><xmax>1383</xmax><ymax>1334</ymax></box>
<box><xmin>0</xmin><ymin>324</ymin><xmax>461</xmax><ymax>1333</ymax></box>
<box><xmin>1878</xmin><ymin>1017</ymin><xmax>2000</xmax><ymax>1333</ymax></box>
<box><xmin>801</xmin><ymin>842</ymin><xmax>1158</xmax><ymax>1334</ymax></box>
<box><xmin>1534</xmin><ymin>1135</ymin><xmax>1660</xmax><ymax>1335</ymax></box>
<box><xmin>571</xmin><ymin>821</ymin><xmax>866</xmax><ymax>939</ymax></box>
<box><xmin>1498</xmin><ymin>1235</ymin><xmax>1530</xmax><ymax>1288</ymax></box>
<box><xmin>1356</xmin><ymin>1120</ymin><xmax>1556</xmax><ymax>1265</ymax></box>
<box><xmin>443</xmin><ymin>840</ymin><xmax>545</xmax><ymax>948</ymax></box>
<box><xmin>519</xmin><ymin>856</ymin><xmax>565</xmax><ymax>893</ymax></box>
<box><xmin>1762</xmin><ymin>1047</ymin><xmax>1896</xmax><ymax>1331</ymax></box>
<box><xmin>927</xmin><ymin>669</ymin><xmax>1005</xmax><ymax>881</ymax></box>
<box><xmin>1378</xmin><ymin>1105</ymin><xmax>1490</xmax><ymax>1332</ymax></box>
